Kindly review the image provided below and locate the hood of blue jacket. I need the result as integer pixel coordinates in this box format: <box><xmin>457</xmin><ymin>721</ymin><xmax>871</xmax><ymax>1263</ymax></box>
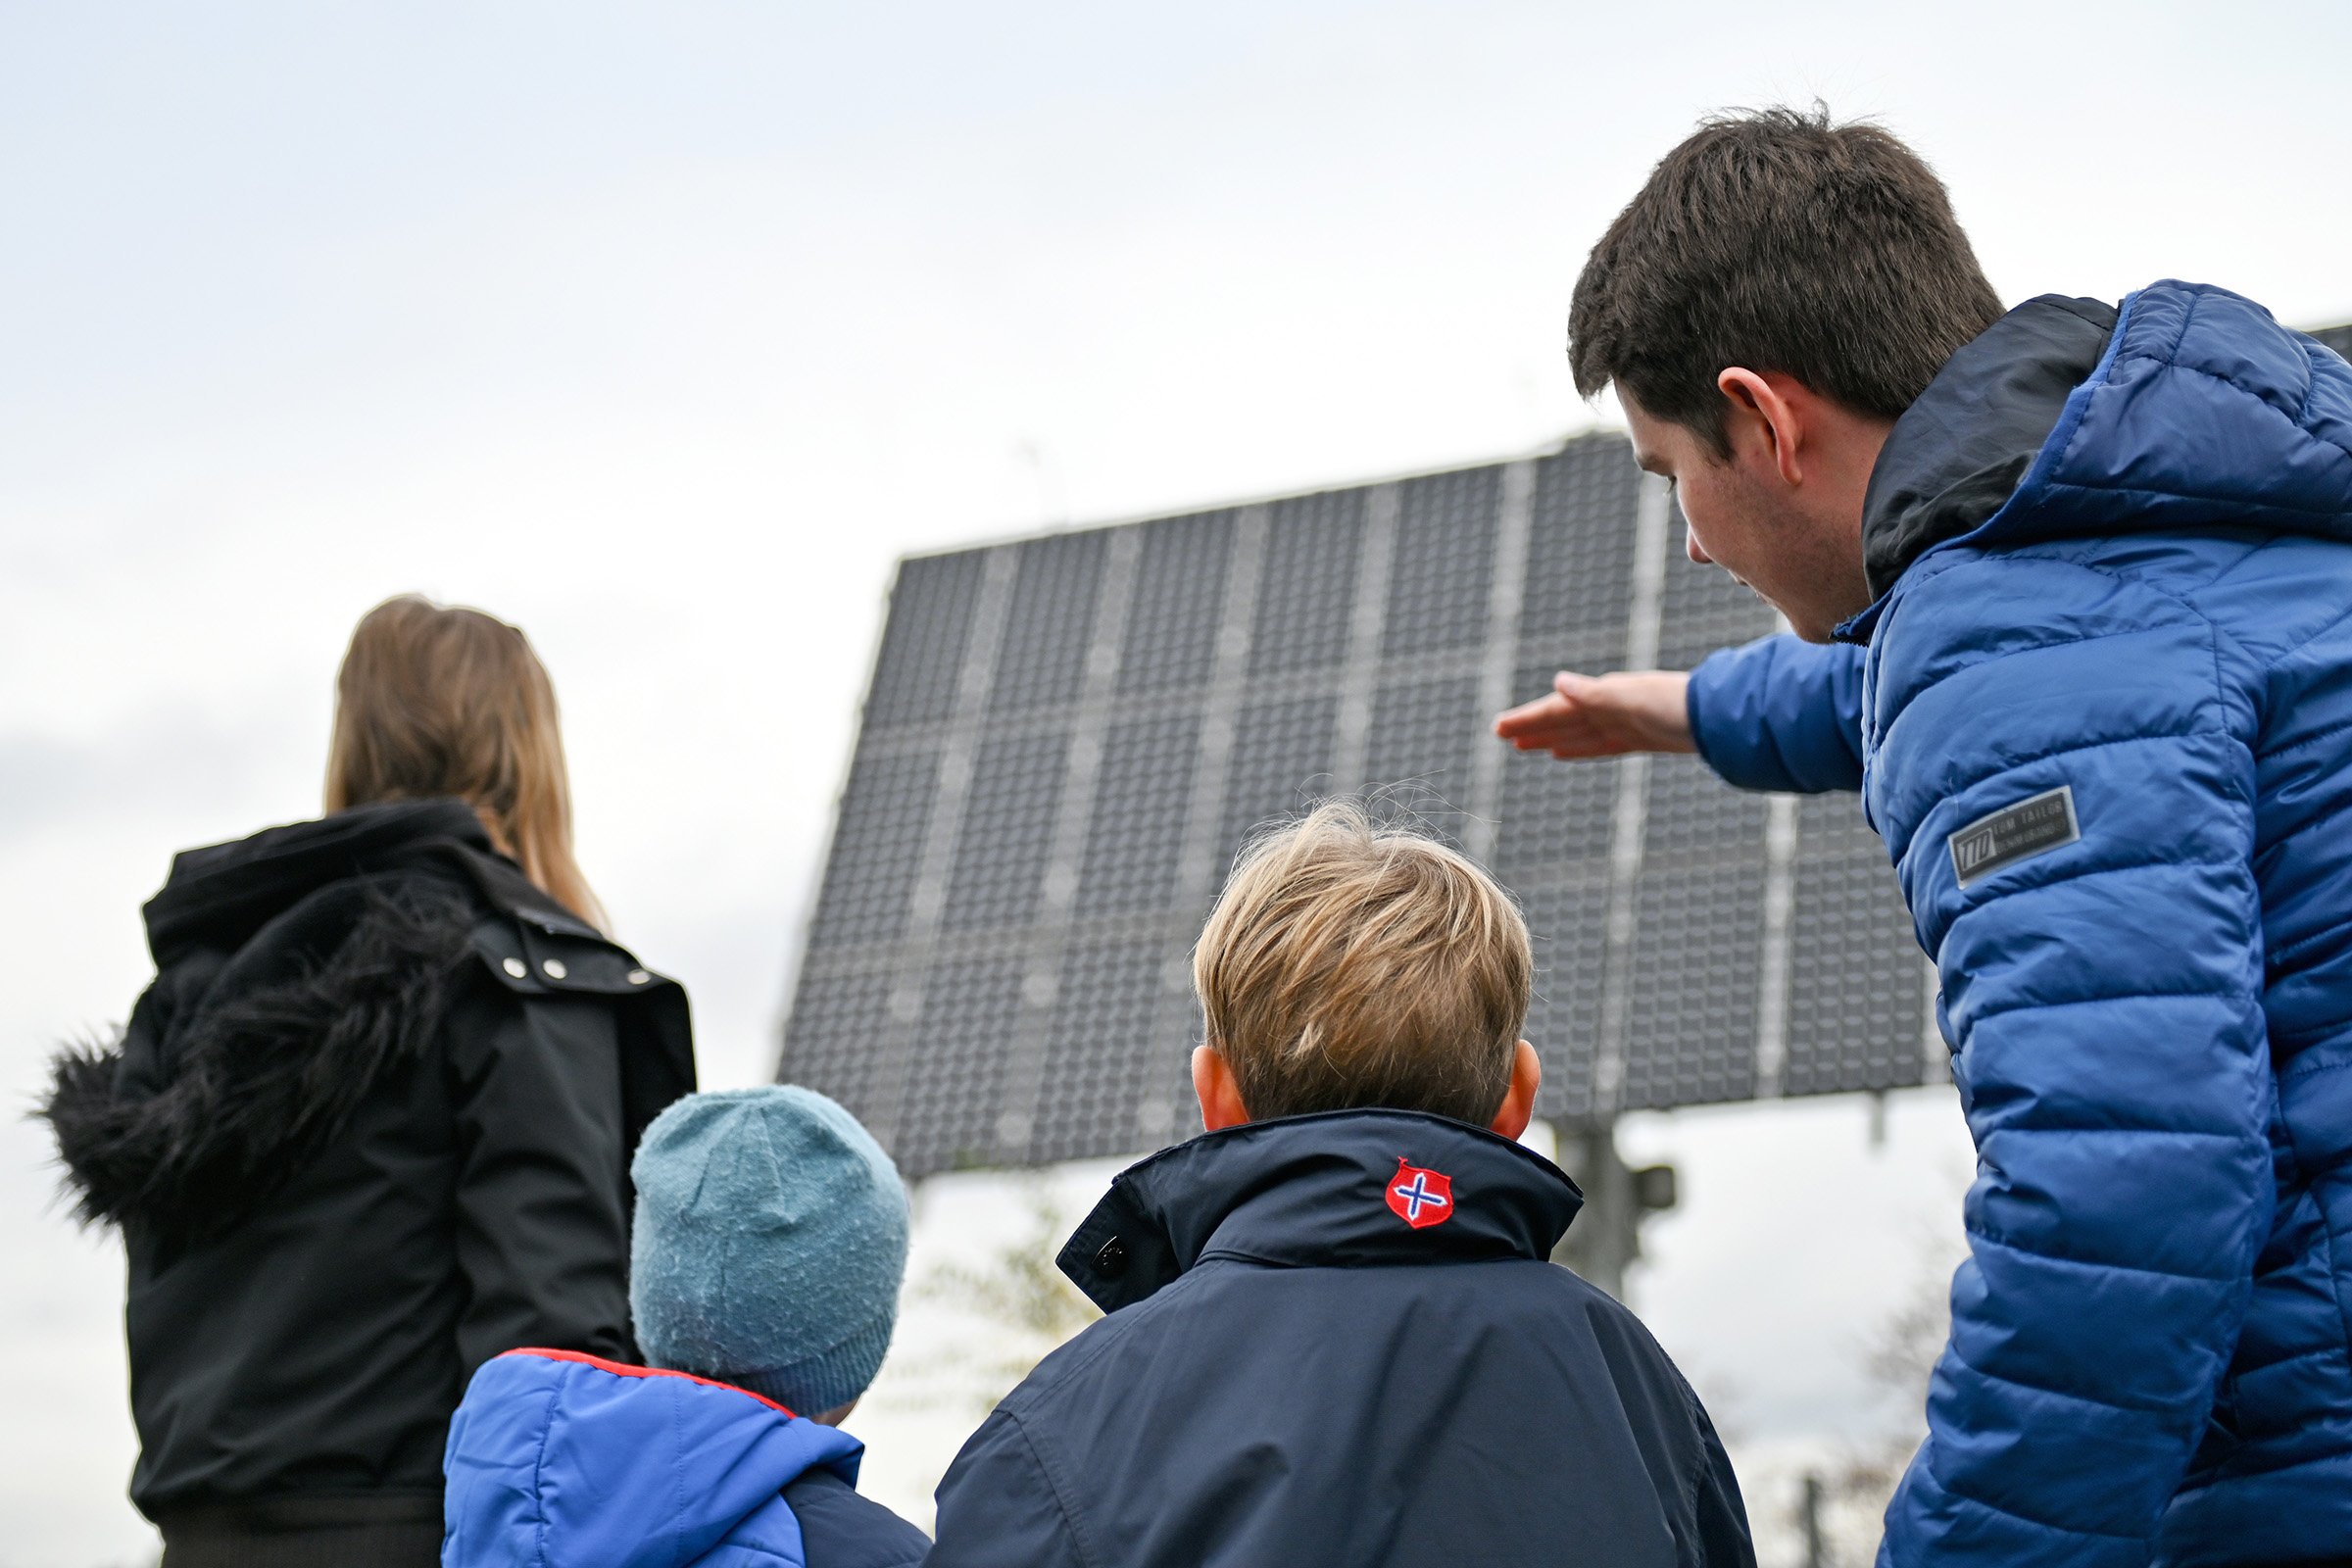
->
<box><xmin>443</xmin><ymin>1349</ymin><xmax>863</xmax><ymax>1568</ymax></box>
<box><xmin>1845</xmin><ymin>279</ymin><xmax>2352</xmax><ymax>631</ymax></box>
<box><xmin>1055</xmin><ymin>1107</ymin><xmax>1584</xmax><ymax>1314</ymax></box>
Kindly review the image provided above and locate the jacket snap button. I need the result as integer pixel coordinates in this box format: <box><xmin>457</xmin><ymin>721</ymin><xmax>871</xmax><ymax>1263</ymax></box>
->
<box><xmin>1095</xmin><ymin>1238</ymin><xmax>1128</xmax><ymax>1278</ymax></box>
<box><xmin>542</xmin><ymin>958</ymin><xmax>567</xmax><ymax>980</ymax></box>
<box><xmin>626</xmin><ymin>969</ymin><xmax>650</xmax><ymax>985</ymax></box>
<box><xmin>502</xmin><ymin>957</ymin><xmax>527</xmax><ymax>979</ymax></box>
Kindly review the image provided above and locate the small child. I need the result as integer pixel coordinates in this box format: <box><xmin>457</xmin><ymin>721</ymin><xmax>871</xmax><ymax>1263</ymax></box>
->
<box><xmin>926</xmin><ymin>802</ymin><xmax>1755</xmax><ymax>1568</ymax></box>
<box><xmin>442</xmin><ymin>1087</ymin><xmax>928</xmax><ymax>1568</ymax></box>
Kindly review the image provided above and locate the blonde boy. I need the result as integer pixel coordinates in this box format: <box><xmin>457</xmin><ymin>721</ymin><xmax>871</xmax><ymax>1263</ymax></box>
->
<box><xmin>926</xmin><ymin>803</ymin><xmax>1754</xmax><ymax>1568</ymax></box>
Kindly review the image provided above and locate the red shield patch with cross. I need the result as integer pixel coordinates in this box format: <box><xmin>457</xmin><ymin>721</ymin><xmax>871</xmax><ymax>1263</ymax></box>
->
<box><xmin>1386</xmin><ymin>1157</ymin><xmax>1454</xmax><ymax>1230</ymax></box>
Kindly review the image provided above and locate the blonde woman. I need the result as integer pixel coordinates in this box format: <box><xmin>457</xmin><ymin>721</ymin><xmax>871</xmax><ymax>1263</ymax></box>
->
<box><xmin>45</xmin><ymin>596</ymin><xmax>695</xmax><ymax>1568</ymax></box>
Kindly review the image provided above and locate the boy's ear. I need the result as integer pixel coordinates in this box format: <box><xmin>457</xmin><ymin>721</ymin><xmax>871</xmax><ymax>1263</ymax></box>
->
<box><xmin>1488</xmin><ymin>1041</ymin><xmax>1543</xmax><ymax>1141</ymax></box>
<box><xmin>1192</xmin><ymin>1045</ymin><xmax>1251</xmax><ymax>1132</ymax></box>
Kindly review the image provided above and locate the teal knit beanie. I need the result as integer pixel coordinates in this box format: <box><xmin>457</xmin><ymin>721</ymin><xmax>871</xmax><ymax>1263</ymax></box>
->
<box><xmin>630</xmin><ymin>1086</ymin><xmax>910</xmax><ymax>1416</ymax></box>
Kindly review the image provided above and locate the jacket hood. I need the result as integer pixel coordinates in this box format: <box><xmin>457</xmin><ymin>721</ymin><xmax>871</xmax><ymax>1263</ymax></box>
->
<box><xmin>1848</xmin><ymin>280</ymin><xmax>2352</xmax><ymax>630</ymax></box>
<box><xmin>43</xmin><ymin>800</ymin><xmax>533</xmax><ymax>1236</ymax></box>
<box><xmin>1056</xmin><ymin>1107</ymin><xmax>1583</xmax><ymax>1314</ymax></box>
<box><xmin>144</xmin><ymin>797</ymin><xmax>509</xmax><ymax>965</ymax></box>
<box><xmin>443</xmin><ymin>1349</ymin><xmax>862</xmax><ymax>1568</ymax></box>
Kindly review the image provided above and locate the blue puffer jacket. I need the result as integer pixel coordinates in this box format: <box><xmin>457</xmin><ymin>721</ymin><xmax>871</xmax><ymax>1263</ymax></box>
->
<box><xmin>1685</xmin><ymin>282</ymin><xmax>2352</xmax><ymax>1566</ymax></box>
<box><xmin>441</xmin><ymin>1348</ymin><xmax>929</xmax><ymax>1568</ymax></box>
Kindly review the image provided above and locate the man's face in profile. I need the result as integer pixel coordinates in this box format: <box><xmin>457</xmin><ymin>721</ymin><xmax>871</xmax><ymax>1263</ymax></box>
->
<box><xmin>1621</xmin><ymin>386</ymin><xmax>1876</xmax><ymax>644</ymax></box>
<box><xmin>1624</xmin><ymin>396</ymin><xmax>1803</xmax><ymax>633</ymax></box>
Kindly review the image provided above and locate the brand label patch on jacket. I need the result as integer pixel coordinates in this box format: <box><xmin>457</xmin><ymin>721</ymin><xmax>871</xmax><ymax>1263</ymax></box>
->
<box><xmin>1387</xmin><ymin>1157</ymin><xmax>1454</xmax><ymax>1229</ymax></box>
<box><xmin>1948</xmin><ymin>785</ymin><xmax>2080</xmax><ymax>887</ymax></box>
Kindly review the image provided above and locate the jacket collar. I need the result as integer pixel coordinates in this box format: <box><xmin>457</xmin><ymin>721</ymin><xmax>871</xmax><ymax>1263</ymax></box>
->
<box><xmin>1855</xmin><ymin>294</ymin><xmax>2119</xmax><ymax>609</ymax></box>
<box><xmin>1838</xmin><ymin>279</ymin><xmax>2352</xmax><ymax>644</ymax></box>
<box><xmin>144</xmin><ymin>798</ymin><xmax>491</xmax><ymax>963</ymax></box>
<box><xmin>142</xmin><ymin>798</ymin><xmax>587</xmax><ymax>963</ymax></box>
<box><xmin>1056</xmin><ymin>1108</ymin><xmax>1583</xmax><ymax>1314</ymax></box>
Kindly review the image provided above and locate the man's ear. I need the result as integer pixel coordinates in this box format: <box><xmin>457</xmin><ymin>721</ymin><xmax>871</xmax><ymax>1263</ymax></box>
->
<box><xmin>1488</xmin><ymin>1041</ymin><xmax>1543</xmax><ymax>1141</ymax></box>
<box><xmin>1193</xmin><ymin>1045</ymin><xmax>1251</xmax><ymax>1132</ymax></box>
<box><xmin>1717</xmin><ymin>367</ymin><xmax>1805</xmax><ymax>488</ymax></box>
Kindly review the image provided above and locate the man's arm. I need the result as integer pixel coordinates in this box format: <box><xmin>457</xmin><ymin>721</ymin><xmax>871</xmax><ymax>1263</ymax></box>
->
<box><xmin>1685</xmin><ymin>635</ymin><xmax>1865</xmax><ymax>793</ymax></box>
<box><xmin>1872</xmin><ymin>603</ymin><xmax>2270</xmax><ymax>1565</ymax></box>
<box><xmin>1493</xmin><ymin>634</ymin><xmax>1865</xmax><ymax>794</ymax></box>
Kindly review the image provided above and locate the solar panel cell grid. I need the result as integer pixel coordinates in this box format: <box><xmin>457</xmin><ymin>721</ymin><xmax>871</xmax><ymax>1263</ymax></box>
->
<box><xmin>1493</xmin><ymin>665</ymin><xmax>1618</xmax><ymax>880</ymax></box>
<box><xmin>1215</xmin><ymin>692</ymin><xmax>1343</xmax><ymax>887</ymax></box>
<box><xmin>1117</xmin><ymin>511</ymin><xmax>1236</xmax><ymax>695</ymax></box>
<box><xmin>1384</xmin><ymin>466</ymin><xmax>1500</xmax><ymax>658</ymax></box>
<box><xmin>804</xmin><ymin>750</ymin><xmax>939</xmax><ymax>950</ymax></box>
<box><xmin>1519</xmin><ymin>436</ymin><xmax>1640</xmax><ymax>653</ymax></box>
<box><xmin>1643</xmin><ymin>754</ymin><xmax>1771</xmax><ymax>863</ymax></box>
<box><xmin>783</xmin><ymin>433</ymin><xmax>1936</xmax><ymax>1175</ymax></box>
<box><xmin>896</xmin><ymin>954</ymin><xmax>1029</xmax><ymax>1175</ymax></box>
<box><xmin>778</xmin><ymin>964</ymin><xmax>897</xmax><ymax>1111</ymax></box>
<box><xmin>1028</xmin><ymin>936</ymin><xmax>1188</xmax><ymax>1165</ymax></box>
<box><xmin>1362</xmin><ymin>673</ymin><xmax>1485</xmax><ymax>847</ymax></box>
<box><xmin>1074</xmin><ymin>712</ymin><xmax>1204</xmax><ymax>917</ymax></box>
<box><xmin>1784</xmin><ymin>794</ymin><xmax>1932</xmax><ymax>1097</ymax></box>
<box><xmin>1622</xmin><ymin>858</ymin><xmax>1767</xmax><ymax>1110</ymax></box>
<box><xmin>1249</xmin><ymin>490</ymin><xmax>1364</xmax><ymax>676</ymax></box>
<box><xmin>940</xmin><ymin>730</ymin><xmax>1070</xmax><ymax>933</ymax></box>
<box><xmin>864</xmin><ymin>552</ymin><xmax>986</xmax><ymax>730</ymax></box>
<box><xmin>991</xmin><ymin>533</ymin><xmax>1108</xmax><ymax>714</ymax></box>
<box><xmin>1520</xmin><ymin>878</ymin><xmax>1610</xmax><ymax>1123</ymax></box>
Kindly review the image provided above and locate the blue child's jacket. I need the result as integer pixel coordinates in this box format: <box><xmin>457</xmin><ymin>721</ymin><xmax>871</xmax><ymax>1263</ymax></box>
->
<box><xmin>1684</xmin><ymin>283</ymin><xmax>2352</xmax><ymax>1566</ymax></box>
<box><xmin>442</xmin><ymin>1348</ymin><xmax>928</xmax><ymax>1568</ymax></box>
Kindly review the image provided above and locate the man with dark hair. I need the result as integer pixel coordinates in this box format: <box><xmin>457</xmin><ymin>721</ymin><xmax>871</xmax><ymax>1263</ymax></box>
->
<box><xmin>1499</xmin><ymin>106</ymin><xmax>2352</xmax><ymax>1567</ymax></box>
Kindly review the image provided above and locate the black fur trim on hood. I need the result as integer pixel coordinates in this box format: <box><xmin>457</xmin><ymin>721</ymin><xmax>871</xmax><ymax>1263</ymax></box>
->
<box><xmin>42</xmin><ymin>875</ymin><xmax>475</xmax><ymax>1239</ymax></box>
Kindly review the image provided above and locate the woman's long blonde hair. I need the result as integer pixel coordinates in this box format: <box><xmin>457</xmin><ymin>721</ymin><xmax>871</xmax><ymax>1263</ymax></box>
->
<box><xmin>324</xmin><ymin>595</ymin><xmax>606</xmax><ymax>931</ymax></box>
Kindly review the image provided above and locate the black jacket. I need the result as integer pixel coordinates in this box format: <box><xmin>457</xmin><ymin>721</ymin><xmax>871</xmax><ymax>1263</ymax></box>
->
<box><xmin>926</xmin><ymin>1109</ymin><xmax>1754</xmax><ymax>1568</ymax></box>
<box><xmin>42</xmin><ymin>799</ymin><xmax>695</xmax><ymax>1527</ymax></box>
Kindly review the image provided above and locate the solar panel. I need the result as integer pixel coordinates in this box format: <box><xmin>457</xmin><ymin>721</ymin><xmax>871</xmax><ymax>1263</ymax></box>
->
<box><xmin>781</xmin><ymin>430</ymin><xmax>1937</xmax><ymax>1176</ymax></box>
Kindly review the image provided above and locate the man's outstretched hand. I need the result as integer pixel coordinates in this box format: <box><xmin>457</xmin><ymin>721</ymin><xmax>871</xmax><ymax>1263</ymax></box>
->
<box><xmin>1494</xmin><ymin>671</ymin><xmax>1695</xmax><ymax>760</ymax></box>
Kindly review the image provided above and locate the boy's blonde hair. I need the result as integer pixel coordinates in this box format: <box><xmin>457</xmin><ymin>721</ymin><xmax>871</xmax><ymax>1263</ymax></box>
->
<box><xmin>1193</xmin><ymin>801</ymin><xmax>1533</xmax><ymax>1125</ymax></box>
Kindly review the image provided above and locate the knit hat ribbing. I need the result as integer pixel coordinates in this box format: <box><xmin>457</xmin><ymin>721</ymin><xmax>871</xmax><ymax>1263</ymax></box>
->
<box><xmin>629</xmin><ymin>1086</ymin><xmax>909</xmax><ymax>1417</ymax></box>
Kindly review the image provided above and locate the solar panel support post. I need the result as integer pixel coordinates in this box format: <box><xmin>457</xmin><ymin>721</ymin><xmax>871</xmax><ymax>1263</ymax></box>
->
<box><xmin>1548</xmin><ymin>1119</ymin><xmax>1676</xmax><ymax>1301</ymax></box>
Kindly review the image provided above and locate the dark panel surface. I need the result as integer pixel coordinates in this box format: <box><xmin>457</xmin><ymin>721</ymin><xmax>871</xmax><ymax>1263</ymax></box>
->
<box><xmin>1385</xmin><ymin>466</ymin><xmax>1499</xmax><ymax>658</ymax></box>
<box><xmin>1075</xmin><ymin>712</ymin><xmax>1204</xmax><ymax>918</ymax></box>
<box><xmin>1520</xmin><ymin>435</ymin><xmax>1640</xmax><ymax>661</ymax></box>
<box><xmin>894</xmin><ymin>955</ymin><xmax>1028</xmax><ymax>1176</ymax></box>
<box><xmin>1362</xmin><ymin>673</ymin><xmax>1484</xmax><ymax>845</ymax></box>
<box><xmin>864</xmin><ymin>552</ymin><xmax>986</xmax><ymax>730</ymax></box>
<box><xmin>1118</xmin><ymin>511</ymin><xmax>1235</xmax><ymax>695</ymax></box>
<box><xmin>1250</xmin><ymin>490</ymin><xmax>1364</xmax><ymax>676</ymax></box>
<box><xmin>941</xmin><ymin>730</ymin><xmax>1070</xmax><ymax>933</ymax></box>
<box><xmin>1785</xmin><ymin>794</ymin><xmax>1932</xmax><ymax>1097</ymax></box>
<box><xmin>1623</xmin><ymin>858</ymin><xmax>1766</xmax><ymax>1110</ymax></box>
<box><xmin>1216</xmin><ymin>692</ymin><xmax>1342</xmax><ymax>881</ymax></box>
<box><xmin>1521</xmin><ymin>878</ymin><xmax>1610</xmax><ymax>1123</ymax></box>
<box><xmin>785</xmin><ymin>432</ymin><xmax>1941</xmax><ymax>1175</ymax></box>
<box><xmin>1494</xmin><ymin>661</ymin><xmax>1618</xmax><ymax>881</ymax></box>
<box><xmin>991</xmin><ymin>533</ymin><xmax>1108</xmax><ymax>714</ymax></box>
<box><xmin>1028</xmin><ymin>937</ymin><xmax>1187</xmax><ymax>1165</ymax></box>
<box><xmin>804</xmin><ymin>751</ymin><xmax>939</xmax><ymax>951</ymax></box>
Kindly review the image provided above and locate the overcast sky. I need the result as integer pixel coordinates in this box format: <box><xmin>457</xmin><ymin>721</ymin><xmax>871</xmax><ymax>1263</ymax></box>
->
<box><xmin>8</xmin><ymin>4</ymin><xmax>2352</xmax><ymax>1563</ymax></box>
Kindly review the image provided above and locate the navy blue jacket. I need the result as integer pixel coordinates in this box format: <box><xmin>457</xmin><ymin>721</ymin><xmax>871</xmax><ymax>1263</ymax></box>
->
<box><xmin>443</xmin><ymin>1348</ymin><xmax>929</xmax><ymax>1568</ymax></box>
<box><xmin>925</xmin><ymin>1109</ymin><xmax>1752</xmax><ymax>1568</ymax></box>
<box><xmin>1685</xmin><ymin>284</ymin><xmax>2352</xmax><ymax>1565</ymax></box>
